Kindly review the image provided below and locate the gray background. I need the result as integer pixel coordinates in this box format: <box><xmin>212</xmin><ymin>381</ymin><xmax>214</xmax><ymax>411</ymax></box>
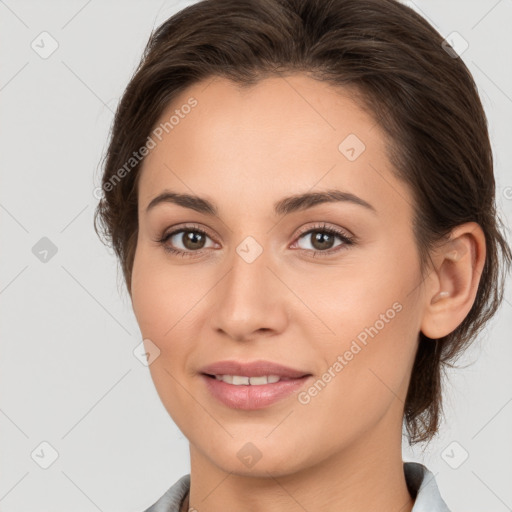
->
<box><xmin>1</xmin><ymin>0</ymin><xmax>511</xmax><ymax>510</ymax></box>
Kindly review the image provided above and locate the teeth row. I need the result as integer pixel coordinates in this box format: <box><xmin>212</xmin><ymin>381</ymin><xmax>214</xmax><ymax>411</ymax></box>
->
<box><xmin>214</xmin><ymin>375</ymin><xmax>282</xmax><ymax>385</ymax></box>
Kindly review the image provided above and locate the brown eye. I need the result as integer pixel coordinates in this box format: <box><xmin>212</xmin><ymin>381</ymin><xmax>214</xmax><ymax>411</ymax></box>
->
<box><xmin>158</xmin><ymin>226</ymin><xmax>216</xmax><ymax>256</ymax></box>
<box><xmin>307</xmin><ymin>231</ymin><xmax>337</xmax><ymax>251</ymax></box>
<box><xmin>176</xmin><ymin>230</ymin><xmax>207</xmax><ymax>250</ymax></box>
<box><xmin>293</xmin><ymin>224</ymin><xmax>355</xmax><ymax>257</ymax></box>
<box><xmin>296</xmin><ymin>228</ymin><xmax>352</xmax><ymax>252</ymax></box>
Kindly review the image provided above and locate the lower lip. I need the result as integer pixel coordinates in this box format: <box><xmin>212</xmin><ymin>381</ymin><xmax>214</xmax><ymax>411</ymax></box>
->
<box><xmin>201</xmin><ymin>374</ymin><xmax>312</xmax><ymax>410</ymax></box>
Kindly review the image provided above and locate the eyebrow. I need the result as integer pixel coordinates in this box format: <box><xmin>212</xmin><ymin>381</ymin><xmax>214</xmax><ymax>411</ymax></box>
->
<box><xmin>145</xmin><ymin>189</ymin><xmax>377</xmax><ymax>216</ymax></box>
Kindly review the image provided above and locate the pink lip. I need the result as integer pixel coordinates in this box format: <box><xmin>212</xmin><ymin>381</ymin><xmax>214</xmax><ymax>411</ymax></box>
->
<box><xmin>199</xmin><ymin>360</ymin><xmax>310</xmax><ymax>379</ymax></box>
<box><xmin>199</xmin><ymin>360</ymin><xmax>313</xmax><ymax>410</ymax></box>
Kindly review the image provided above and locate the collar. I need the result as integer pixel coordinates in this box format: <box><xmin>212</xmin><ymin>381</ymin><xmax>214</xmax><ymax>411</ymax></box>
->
<box><xmin>144</xmin><ymin>462</ymin><xmax>450</xmax><ymax>511</ymax></box>
<box><xmin>405</xmin><ymin>462</ymin><xmax>451</xmax><ymax>511</ymax></box>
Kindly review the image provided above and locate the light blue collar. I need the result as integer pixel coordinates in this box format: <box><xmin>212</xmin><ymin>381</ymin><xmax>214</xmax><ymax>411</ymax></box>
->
<box><xmin>406</xmin><ymin>462</ymin><xmax>451</xmax><ymax>511</ymax></box>
<box><xmin>144</xmin><ymin>462</ymin><xmax>450</xmax><ymax>511</ymax></box>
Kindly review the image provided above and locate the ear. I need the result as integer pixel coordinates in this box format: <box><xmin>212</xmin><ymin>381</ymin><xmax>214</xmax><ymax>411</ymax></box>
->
<box><xmin>420</xmin><ymin>222</ymin><xmax>486</xmax><ymax>339</ymax></box>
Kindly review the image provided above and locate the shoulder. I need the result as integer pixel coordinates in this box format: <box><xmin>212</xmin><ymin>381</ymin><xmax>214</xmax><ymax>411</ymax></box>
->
<box><xmin>142</xmin><ymin>474</ymin><xmax>190</xmax><ymax>512</ymax></box>
<box><xmin>404</xmin><ymin>462</ymin><xmax>451</xmax><ymax>512</ymax></box>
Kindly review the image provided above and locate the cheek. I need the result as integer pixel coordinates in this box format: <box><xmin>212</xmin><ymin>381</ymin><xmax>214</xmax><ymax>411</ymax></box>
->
<box><xmin>308</xmin><ymin>244</ymin><xmax>421</xmax><ymax>419</ymax></box>
<box><xmin>130</xmin><ymin>245</ymin><xmax>210</xmax><ymax>399</ymax></box>
<box><xmin>293</xmin><ymin>294</ymin><xmax>419</xmax><ymax>449</ymax></box>
<box><xmin>130</xmin><ymin>247</ymin><xmax>200</xmax><ymax>424</ymax></box>
<box><xmin>131</xmin><ymin>244</ymin><xmax>199</xmax><ymax>340</ymax></box>
<box><xmin>292</xmin><ymin>235</ymin><xmax>420</xmax><ymax>346</ymax></box>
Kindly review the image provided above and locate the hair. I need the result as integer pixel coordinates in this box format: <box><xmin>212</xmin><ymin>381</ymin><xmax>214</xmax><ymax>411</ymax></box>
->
<box><xmin>94</xmin><ymin>0</ymin><xmax>511</xmax><ymax>444</ymax></box>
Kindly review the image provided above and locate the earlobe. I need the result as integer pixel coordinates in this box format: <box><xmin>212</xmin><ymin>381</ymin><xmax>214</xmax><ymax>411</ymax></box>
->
<box><xmin>420</xmin><ymin>222</ymin><xmax>486</xmax><ymax>339</ymax></box>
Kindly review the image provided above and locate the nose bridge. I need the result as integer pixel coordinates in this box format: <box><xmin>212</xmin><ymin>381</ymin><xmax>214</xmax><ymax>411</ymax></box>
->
<box><xmin>211</xmin><ymin>236</ymin><xmax>287</xmax><ymax>339</ymax></box>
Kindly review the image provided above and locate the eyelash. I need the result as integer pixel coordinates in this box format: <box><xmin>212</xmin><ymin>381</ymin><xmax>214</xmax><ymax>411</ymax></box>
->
<box><xmin>155</xmin><ymin>222</ymin><xmax>355</xmax><ymax>258</ymax></box>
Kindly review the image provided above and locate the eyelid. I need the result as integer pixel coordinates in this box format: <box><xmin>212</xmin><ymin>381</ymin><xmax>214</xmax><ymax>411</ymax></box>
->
<box><xmin>160</xmin><ymin>222</ymin><xmax>217</xmax><ymax>241</ymax></box>
<box><xmin>153</xmin><ymin>223</ymin><xmax>216</xmax><ymax>259</ymax></box>
<box><xmin>290</xmin><ymin>222</ymin><xmax>355</xmax><ymax>256</ymax></box>
<box><xmin>156</xmin><ymin>221</ymin><xmax>355</xmax><ymax>257</ymax></box>
<box><xmin>158</xmin><ymin>223</ymin><xmax>352</xmax><ymax>243</ymax></box>
<box><xmin>294</xmin><ymin>222</ymin><xmax>354</xmax><ymax>240</ymax></box>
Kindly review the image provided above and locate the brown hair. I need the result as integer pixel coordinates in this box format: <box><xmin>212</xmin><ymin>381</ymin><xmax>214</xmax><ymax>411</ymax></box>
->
<box><xmin>94</xmin><ymin>0</ymin><xmax>511</xmax><ymax>444</ymax></box>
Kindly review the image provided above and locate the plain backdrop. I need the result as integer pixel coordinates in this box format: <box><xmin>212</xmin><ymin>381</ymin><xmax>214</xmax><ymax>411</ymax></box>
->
<box><xmin>1</xmin><ymin>0</ymin><xmax>511</xmax><ymax>510</ymax></box>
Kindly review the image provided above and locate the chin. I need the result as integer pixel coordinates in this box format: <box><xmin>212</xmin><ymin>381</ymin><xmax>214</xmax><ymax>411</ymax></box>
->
<box><xmin>200</xmin><ymin>440</ymin><xmax>308</xmax><ymax>478</ymax></box>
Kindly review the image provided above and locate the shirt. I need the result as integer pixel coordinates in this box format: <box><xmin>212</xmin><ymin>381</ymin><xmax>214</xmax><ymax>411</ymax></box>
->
<box><xmin>142</xmin><ymin>461</ymin><xmax>451</xmax><ymax>512</ymax></box>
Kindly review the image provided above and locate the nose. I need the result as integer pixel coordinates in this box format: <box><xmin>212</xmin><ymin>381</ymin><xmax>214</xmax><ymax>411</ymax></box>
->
<box><xmin>210</xmin><ymin>244</ymin><xmax>289</xmax><ymax>342</ymax></box>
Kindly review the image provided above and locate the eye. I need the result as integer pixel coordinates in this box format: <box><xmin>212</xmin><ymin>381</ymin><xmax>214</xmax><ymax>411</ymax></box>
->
<box><xmin>292</xmin><ymin>223</ymin><xmax>355</xmax><ymax>257</ymax></box>
<box><xmin>155</xmin><ymin>224</ymin><xmax>217</xmax><ymax>257</ymax></box>
<box><xmin>155</xmin><ymin>222</ymin><xmax>355</xmax><ymax>258</ymax></box>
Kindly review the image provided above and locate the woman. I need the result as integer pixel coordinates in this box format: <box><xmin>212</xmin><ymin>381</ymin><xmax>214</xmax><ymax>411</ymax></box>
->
<box><xmin>94</xmin><ymin>0</ymin><xmax>511</xmax><ymax>510</ymax></box>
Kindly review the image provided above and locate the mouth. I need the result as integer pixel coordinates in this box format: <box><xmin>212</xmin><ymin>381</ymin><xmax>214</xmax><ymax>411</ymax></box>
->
<box><xmin>199</xmin><ymin>360</ymin><xmax>313</xmax><ymax>410</ymax></box>
<box><xmin>202</xmin><ymin>374</ymin><xmax>305</xmax><ymax>384</ymax></box>
<box><xmin>199</xmin><ymin>359</ymin><xmax>311</xmax><ymax>379</ymax></box>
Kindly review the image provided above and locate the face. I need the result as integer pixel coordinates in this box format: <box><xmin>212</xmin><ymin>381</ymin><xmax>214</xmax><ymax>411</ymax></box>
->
<box><xmin>131</xmin><ymin>74</ymin><xmax>426</xmax><ymax>477</ymax></box>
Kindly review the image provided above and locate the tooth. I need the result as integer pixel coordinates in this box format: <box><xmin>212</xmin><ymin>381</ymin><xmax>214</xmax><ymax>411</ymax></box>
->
<box><xmin>232</xmin><ymin>375</ymin><xmax>250</xmax><ymax>385</ymax></box>
<box><xmin>213</xmin><ymin>374</ymin><xmax>285</xmax><ymax>385</ymax></box>
<box><xmin>249</xmin><ymin>376</ymin><xmax>268</xmax><ymax>385</ymax></box>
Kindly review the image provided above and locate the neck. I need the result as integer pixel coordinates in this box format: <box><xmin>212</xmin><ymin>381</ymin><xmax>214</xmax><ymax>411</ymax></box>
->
<box><xmin>186</xmin><ymin>417</ymin><xmax>414</xmax><ymax>512</ymax></box>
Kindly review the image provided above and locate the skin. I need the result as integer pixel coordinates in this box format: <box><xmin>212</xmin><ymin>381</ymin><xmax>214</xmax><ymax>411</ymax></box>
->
<box><xmin>130</xmin><ymin>74</ymin><xmax>486</xmax><ymax>512</ymax></box>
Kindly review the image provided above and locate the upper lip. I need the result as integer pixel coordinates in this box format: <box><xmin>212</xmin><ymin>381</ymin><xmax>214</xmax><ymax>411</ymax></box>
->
<box><xmin>200</xmin><ymin>360</ymin><xmax>311</xmax><ymax>379</ymax></box>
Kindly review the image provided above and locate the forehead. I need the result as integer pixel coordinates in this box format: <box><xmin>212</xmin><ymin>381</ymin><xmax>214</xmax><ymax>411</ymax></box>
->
<box><xmin>137</xmin><ymin>74</ymin><xmax>410</xmax><ymax>221</ymax></box>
